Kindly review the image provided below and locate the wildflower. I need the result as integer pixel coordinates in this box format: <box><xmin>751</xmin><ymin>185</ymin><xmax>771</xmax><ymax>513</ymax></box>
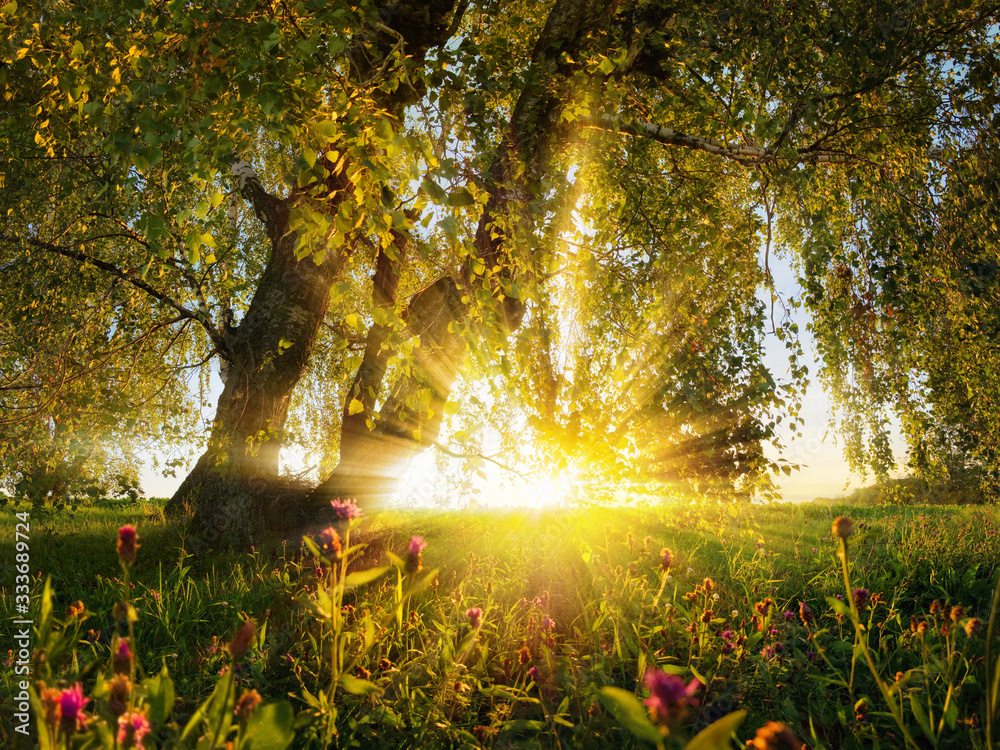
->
<box><xmin>517</xmin><ymin>646</ymin><xmax>531</xmax><ymax>665</ymax></box>
<box><xmin>853</xmin><ymin>588</ymin><xmax>870</xmax><ymax>612</ymax></box>
<box><xmin>659</xmin><ymin>548</ymin><xmax>673</xmax><ymax>570</ymax></box>
<box><xmin>754</xmin><ymin>599</ymin><xmax>774</xmax><ymax>616</ymax></box>
<box><xmin>732</xmin><ymin>609</ymin><xmax>739</xmax><ymax>618</ymax></box>
<box><xmin>113</xmin><ymin>638</ymin><xmax>133</xmax><ymax>675</ymax></box>
<box><xmin>721</xmin><ymin>642</ymin><xmax>734</xmax><ymax>654</ymax></box>
<box><xmin>712</xmin><ymin>592</ymin><xmax>720</xmax><ymax>601</ymax></box>
<box><xmin>831</xmin><ymin>516</ymin><xmax>854</xmax><ymax>540</ymax></box>
<box><xmin>806</xmin><ymin>650</ymin><xmax>817</xmax><ymax>662</ymax></box>
<box><xmin>319</xmin><ymin>527</ymin><xmax>342</xmax><ymax>560</ymax></box>
<box><xmin>58</xmin><ymin>684</ymin><xmax>90</xmax><ymax>734</ymax></box>
<box><xmin>917</xmin><ymin>621</ymin><xmax>930</xmax><ymax>636</ymax></box>
<box><xmin>965</xmin><ymin>617</ymin><xmax>983</xmax><ymax>637</ymax></box>
<box><xmin>799</xmin><ymin>602</ymin><xmax>814</xmax><ymax>625</ymax></box>
<box><xmin>541</xmin><ymin>616</ymin><xmax>556</xmax><ymax>631</ymax></box>
<box><xmin>686</xmin><ymin>567</ymin><xmax>694</xmax><ymax>575</ymax></box>
<box><xmin>329</xmin><ymin>498</ymin><xmax>362</xmax><ymax>521</ymax></box>
<box><xmin>117</xmin><ymin>710</ymin><xmax>151</xmax><ymax>748</ymax></box>
<box><xmin>783</xmin><ymin>610</ymin><xmax>795</xmax><ymax>621</ymax></box>
<box><xmin>930</xmin><ymin>599</ymin><xmax>943</xmax><ymax>615</ymax></box>
<box><xmin>107</xmin><ymin>674</ymin><xmax>131</xmax><ymax>717</ymax></box>
<box><xmin>528</xmin><ymin>665</ymin><xmax>542</xmax><ymax>683</ymax></box>
<box><xmin>65</xmin><ymin>600</ymin><xmax>85</xmax><ymax>619</ymax></box>
<box><xmin>643</xmin><ymin>669</ymin><xmax>700</xmax><ymax>726</ymax></box>
<box><xmin>949</xmin><ymin>605</ymin><xmax>964</xmax><ymax>623</ymax></box>
<box><xmin>227</xmin><ymin>619</ymin><xmax>256</xmax><ymax>661</ymax></box>
<box><xmin>117</xmin><ymin>525</ymin><xmax>140</xmax><ymax>565</ymax></box>
<box><xmin>234</xmin><ymin>689</ymin><xmax>262</xmax><ymax>721</ymax></box>
<box><xmin>761</xmin><ymin>646</ymin><xmax>774</xmax><ymax>659</ymax></box>
<box><xmin>720</xmin><ymin>630</ymin><xmax>735</xmax><ymax>640</ymax></box>
<box><xmin>855</xmin><ymin>698</ymin><xmax>870</xmax><ymax>723</ymax></box>
<box><xmin>466</xmin><ymin>607</ymin><xmax>483</xmax><ymax>630</ymax></box>
<box><xmin>702</xmin><ymin>577</ymin><xmax>715</xmax><ymax>591</ymax></box>
<box><xmin>701</xmin><ymin>609</ymin><xmax>714</xmax><ymax>624</ymax></box>
<box><xmin>406</xmin><ymin>535</ymin><xmax>427</xmax><ymax>575</ymax></box>
<box><xmin>747</xmin><ymin>721</ymin><xmax>804</xmax><ymax>750</ymax></box>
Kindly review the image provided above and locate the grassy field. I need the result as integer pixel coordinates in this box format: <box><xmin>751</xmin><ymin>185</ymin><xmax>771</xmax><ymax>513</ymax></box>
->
<box><xmin>1</xmin><ymin>499</ymin><xmax>999</xmax><ymax>749</ymax></box>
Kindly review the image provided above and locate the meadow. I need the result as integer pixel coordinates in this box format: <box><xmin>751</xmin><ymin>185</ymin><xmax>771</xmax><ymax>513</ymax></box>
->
<box><xmin>1</xmin><ymin>498</ymin><xmax>998</xmax><ymax>749</ymax></box>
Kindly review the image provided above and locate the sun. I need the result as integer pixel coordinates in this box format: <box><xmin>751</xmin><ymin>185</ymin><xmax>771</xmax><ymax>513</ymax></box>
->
<box><xmin>391</xmin><ymin>449</ymin><xmax>582</xmax><ymax>509</ymax></box>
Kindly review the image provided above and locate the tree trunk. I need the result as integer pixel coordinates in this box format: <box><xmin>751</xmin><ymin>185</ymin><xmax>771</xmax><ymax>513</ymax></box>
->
<box><xmin>167</xmin><ymin>0</ymin><xmax>464</xmax><ymax>546</ymax></box>
<box><xmin>166</xmin><ymin>168</ymin><xmax>348</xmax><ymax>547</ymax></box>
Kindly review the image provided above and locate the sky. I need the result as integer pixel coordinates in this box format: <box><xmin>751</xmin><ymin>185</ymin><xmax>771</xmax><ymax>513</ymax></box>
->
<box><xmin>138</xmin><ymin>245</ymin><xmax>905</xmax><ymax>506</ymax></box>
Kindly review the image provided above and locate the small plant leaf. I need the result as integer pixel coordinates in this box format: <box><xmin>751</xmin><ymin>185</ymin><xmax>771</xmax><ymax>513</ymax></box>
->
<box><xmin>599</xmin><ymin>687</ymin><xmax>663</xmax><ymax>744</ymax></box>
<box><xmin>683</xmin><ymin>709</ymin><xmax>747</xmax><ymax>750</ymax></box>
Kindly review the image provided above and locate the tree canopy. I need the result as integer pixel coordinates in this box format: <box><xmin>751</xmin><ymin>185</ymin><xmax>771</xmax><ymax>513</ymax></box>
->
<box><xmin>2</xmin><ymin>0</ymin><xmax>999</xmax><ymax>543</ymax></box>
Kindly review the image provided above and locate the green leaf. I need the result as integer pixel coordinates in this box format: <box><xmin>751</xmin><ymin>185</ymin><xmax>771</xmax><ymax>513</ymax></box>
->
<box><xmin>683</xmin><ymin>710</ymin><xmax>746</xmax><ymax>750</ymax></box>
<box><xmin>599</xmin><ymin>687</ymin><xmax>663</xmax><ymax>744</ymax></box>
<box><xmin>448</xmin><ymin>187</ymin><xmax>475</xmax><ymax>207</ymax></box>
<box><xmin>242</xmin><ymin>701</ymin><xmax>295</xmax><ymax>750</ymax></box>
<box><xmin>825</xmin><ymin>596</ymin><xmax>852</xmax><ymax>618</ymax></box>
<box><xmin>142</xmin><ymin>667</ymin><xmax>176</xmax><ymax>725</ymax></box>
<box><xmin>338</xmin><ymin>673</ymin><xmax>383</xmax><ymax>696</ymax></box>
<box><xmin>420</xmin><ymin>178</ymin><xmax>447</xmax><ymax>203</ymax></box>
<box><xmin>343</xmin><ymin>565</ymin><xmax>390</xmax><ymax>589</ymax></box>
<box><xmin>909</xmin><ymin>695</ymin><xmax>935</xmax><ymax>742</ymax></box>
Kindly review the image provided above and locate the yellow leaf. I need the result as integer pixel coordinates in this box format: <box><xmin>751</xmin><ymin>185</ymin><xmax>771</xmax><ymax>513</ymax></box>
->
<box><xmin>348</xmin><ymin>399</ymin><xmax>364</xmax><ymax>415</ymax></box>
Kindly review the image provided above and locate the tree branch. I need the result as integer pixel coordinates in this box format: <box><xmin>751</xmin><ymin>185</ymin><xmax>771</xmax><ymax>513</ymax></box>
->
<box><xmin>229</xmin><ymin>159</ymin><xmax>289</xmax><ymax>242</ymax></box>
<box><xmin>0</xmin><ymin>233</ymin><xmax>223</xmax><ymax>348</ymax></box>
<box><xmin>579</xmin><ymin>114</ymin><xmax>857</xmax><ymax>165</ymax></box>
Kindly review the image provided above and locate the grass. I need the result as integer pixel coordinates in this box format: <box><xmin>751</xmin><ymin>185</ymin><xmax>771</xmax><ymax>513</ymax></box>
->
<box><xmin>0</xmin><ymin>498</ymin><xmax>998</xmax><ymax>749</ymax></box>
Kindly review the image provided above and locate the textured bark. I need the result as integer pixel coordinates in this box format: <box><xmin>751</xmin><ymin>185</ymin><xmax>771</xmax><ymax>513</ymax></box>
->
<box><xmin>166</xmin><ymin>165</ymin><xmax>350</xmax><ymax>546</ymax></box>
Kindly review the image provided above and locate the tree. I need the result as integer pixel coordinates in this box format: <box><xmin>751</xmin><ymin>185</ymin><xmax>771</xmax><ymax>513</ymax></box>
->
<box><xmin>3</xmin><ymin>0</ymin><xmax>999</xmax><ymax>546</ymax></box>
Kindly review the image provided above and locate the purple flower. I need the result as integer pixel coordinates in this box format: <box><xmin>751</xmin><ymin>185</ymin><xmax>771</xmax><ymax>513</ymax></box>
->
<box><xmin>541</xmin><ymin>617</ymin><xmax>556</xmax><ymax>632</ymax></box>
<box><xmin>720</xmin><ymin>630</ymin><xmax>735</xmax><ymax>641</ymax></box>
<box><xmin>643</xmin><ymin>669</ymin><xmax>700</xmax><ymax>726</ymax></box>
<box><xmin>330</xmin><ymin>498</ymin><xmax>362</xmax><ymax>521</ymax></box>
<box><xmin>113</xmin><ymin>639</ymin><xmax>132</xmax><ymax>675</ymax></box>
<box><xmin>783</xmin><ymin>610</ymin><xmax>795</xmax><ymax>620</ymax></box>
<box><xmin>117</xmin><ymin>525</ymin><xmax>139</xmax><ymax>565</ymax></box>
<box><xmin>853</xmin><ymin>587</ymin><xmax>870</xmax><ymax>612</ymax></box>
<box><xmin>58</xmin><ymin>684</ymin><xmax>90</xmax><ymax>733</ymax></box>
<box><xmin>722</xmin><ymin>641</ymin><xmax>734</xmax><ymax>654</ymax></box>
<box><xmin>761</xmin><ymin>646</ymin><xmax>774</xmax><ymax>659</ymax></box>
<box><xmin>528</xmin><ymin>665</ymin><xmax>541</xmax><ymax>682</ymax></box>
<box><xmin>406</xmin><ymin>535</ymin><xmax>426</xmax><ymax>575</ymax></box>
<box><xmin>466</xmin><ymin>607</ymin><xmax>483</xmax><ymax>630</ymax></box>
<box><xmin>806</xmin><ymin>650</ymin><xmax>818</xmax><ymax>662</ymax></box>
<box><xmin>409</xmin><ymin>536</ymin><xmax>427</xmax><ymax>556</ymax></box>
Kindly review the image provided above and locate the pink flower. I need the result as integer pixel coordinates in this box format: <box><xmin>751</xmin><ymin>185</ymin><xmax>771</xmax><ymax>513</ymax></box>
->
<box><xmin>406</xmin><ymin>535</ymin><xmax>426</xmax><ymax>575</ymax></box>
<box><xmin>117</xmin><ymin>525</ymin><xmax>139</xmax><ymax>564</ymax></box>
<box><xmin>113</xmin><ymin>638</ymin><xmax>133</xmax><ymax>675</ymax></box>
<box><xmin>227</xmin><ymin>619</ymin><xmax>257</xmax><ymax>661</ymax></box>
<box><xmin>330</xmin><ymin>498</ymin><xmax>362</xmax><ymax>521</ymax></box>
<box><xmin>643</xmin><ymin>669</ymin><xmax>700</xmax><ymax>726</ymax></box>
<box><xmin>466</xmin><ymin>607</ymin><xmax>483</xmax><ymax>630</ymax></box>
<box><xmin>409</xmin><ymin>535</ymin><xmax>427</xmax><ymax>556</ymax></box>
<box><xmin>117</xmin><ymin>710</ymin><xmax>150</xmax><ymax>748</ymax></box>
<box><xmin>58</xmin><ymin>683</ymin><xmax>90</xmax><ymax>733</ymax></box>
